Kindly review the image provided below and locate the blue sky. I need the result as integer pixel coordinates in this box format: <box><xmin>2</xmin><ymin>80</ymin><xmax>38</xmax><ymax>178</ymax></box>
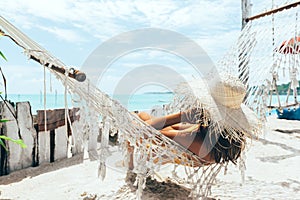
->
<box><xmin>0</xmin><ymin>0</ymin><xmax>275</xmax><ymax>94</ymax></box>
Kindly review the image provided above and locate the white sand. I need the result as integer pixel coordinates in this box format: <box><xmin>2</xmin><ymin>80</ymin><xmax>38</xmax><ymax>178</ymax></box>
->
<box><xmin>0</xmin><ymin>116</ymin><xmax>300</xmax><ymax>200</ymax></box>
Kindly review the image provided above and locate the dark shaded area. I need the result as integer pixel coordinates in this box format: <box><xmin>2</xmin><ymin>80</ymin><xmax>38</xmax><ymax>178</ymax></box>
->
<box><xmin>0</xmin><ymin>153</ymin><xmax>84</xmax><ymax>185</ymax></box>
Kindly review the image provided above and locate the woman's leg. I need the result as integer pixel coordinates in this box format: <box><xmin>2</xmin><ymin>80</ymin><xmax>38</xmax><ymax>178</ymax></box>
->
<box><xmin>127</xmin><ymin>112</ymin><xmax>153</xmax><ymax>170</ymax></box>
<box><xmin>137</xmin><ymin>111</ymin><xmax>153</xmax><ymax>121</ymax></box>
<box><xmin>127</xmin><ymin>141</ymin><xmax>134</xmax><ymax>170</ymax></box>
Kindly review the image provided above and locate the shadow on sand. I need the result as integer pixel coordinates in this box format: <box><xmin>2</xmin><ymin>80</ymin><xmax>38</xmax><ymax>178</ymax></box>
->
<box><xmin>0</xmin><ymin>153</ymin><xmax>84</xmax><ymax>185</ymax></box>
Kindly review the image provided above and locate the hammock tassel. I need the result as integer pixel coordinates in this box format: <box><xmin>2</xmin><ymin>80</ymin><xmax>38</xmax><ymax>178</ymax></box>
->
<box><xmin>135</xmin><ymin>174</ymin><xmax>146</xmax><ymax>200</ymax></box>
<box><xmin>98</xmin><ymin>117</ymin><xmax>111</xmax><ymax>180</ymax></box>
<box><xmin>98</xmin><ymin>162</ymin><xmax>106</xmax><ymax>181</ymax></box>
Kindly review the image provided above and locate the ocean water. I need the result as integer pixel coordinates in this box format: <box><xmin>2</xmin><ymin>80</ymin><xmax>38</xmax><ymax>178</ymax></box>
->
<box><xmin>5</xmin><ymin>93</ymin><xmax>174</xmax><ymax>115</ymax></box>
<box><xmin>3</xmin><ymin>93</ymin><xmax>298</xmax><ymax>116</ymax></box>
<box><xmin>112</xmin><ymin>93</ymin><xmax>174</xmax><ymax>112</ymax></box>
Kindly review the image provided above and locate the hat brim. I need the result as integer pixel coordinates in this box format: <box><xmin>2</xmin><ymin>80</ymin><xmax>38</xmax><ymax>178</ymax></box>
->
<box><xmin>171</xmin><ymin>78</ymin><xmax>261</xmax><ymax>140</ymax></box>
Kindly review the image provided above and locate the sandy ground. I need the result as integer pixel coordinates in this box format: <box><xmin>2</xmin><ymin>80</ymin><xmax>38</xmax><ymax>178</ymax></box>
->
<box><xmin>0</xmin><ymin>115</ymin><xmax>300</xmax><ymax>200</ymax></box>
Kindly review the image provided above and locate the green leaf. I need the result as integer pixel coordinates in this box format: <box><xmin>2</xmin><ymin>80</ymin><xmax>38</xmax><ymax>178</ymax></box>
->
<box><xmin>0</xmin><ymin>139</ymin><xmax>8</xmax><ymax>151</ymax></box>
<box><xmin>0</xmin><ymin>119</ymin><xmax>10</xmax><ymax>123</ymax></box>
<box><xmin>12</xmin><ymin>139</ymin><xmax>27</xmax><ymax>148</ymax></box>
<box><xmin>0</xmin><ymin>51</ymin><xmax>7</xmax><ymax>61</ymax></box>
<box><xmin>0</xmin><ymin>135</ymin><xmax>27</xmax><ymax>149</ymax></box>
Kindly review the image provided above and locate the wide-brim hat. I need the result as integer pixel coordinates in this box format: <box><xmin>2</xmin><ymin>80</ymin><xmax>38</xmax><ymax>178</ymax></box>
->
<box><xmin>171</xmin><ymin>73</ymin><xmax>262</xmax><ymax>141</ymax></box>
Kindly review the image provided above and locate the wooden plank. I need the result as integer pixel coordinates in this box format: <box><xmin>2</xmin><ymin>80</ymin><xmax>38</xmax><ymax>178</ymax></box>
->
<box><xmin>1</xmin><ymin>101</ymin><xmax>21</xmax><ymax>173</ymax></box>
<box><xmin>38</xmin><ymin>130</ymin><xmax>51</xmax><ymax>164</ymax></box>
<box><xmin>16</xmin><ymin>102</ymin><xmax>37</xmax><ymax>168</ymax></box>
<box><xmin>55</xmin><ymin>126</ymin><xmax>68</xmax><ymax>161</ymax></box>
<box><xmin>37</xmin><ymin>108</ymin><xmax>79</xmax><ymax>131</ymax></box>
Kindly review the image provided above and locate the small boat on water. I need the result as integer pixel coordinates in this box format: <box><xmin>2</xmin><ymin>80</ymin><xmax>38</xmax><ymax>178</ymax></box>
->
<box><xmin>269</xmin><ymin>34</ymin><xmax>300</xmax><ymax>121</ymax></box>
<box><xmin>276</xmin><ymin>107</ymin><xmax>300</xmax><ymax>120</ymax></box>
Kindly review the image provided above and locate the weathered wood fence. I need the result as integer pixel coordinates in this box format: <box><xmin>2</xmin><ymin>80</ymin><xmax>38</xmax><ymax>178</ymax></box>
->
<box><xmin>0</xmin><ymin>101</ymin><xmax>84</xmax><ymax>176</ymax></box>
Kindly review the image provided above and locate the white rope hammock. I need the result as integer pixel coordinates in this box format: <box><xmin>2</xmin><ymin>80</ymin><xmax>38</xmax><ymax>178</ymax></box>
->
<box><xmin>0</xmin><ymin>16</ymin><xmax>225</xmax><ymax>199</ymax></box>
<box><xmin>218</xmin><ymin>3</ymin><xmax>300</xmax><ymax>117</ymax></box>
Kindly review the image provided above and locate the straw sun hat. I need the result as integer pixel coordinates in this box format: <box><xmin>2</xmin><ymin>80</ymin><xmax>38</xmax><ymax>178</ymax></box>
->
<box><xmin>174</xmin><ymin>73</ymin><xmax>261</xmax><ymax>140</ymax></box>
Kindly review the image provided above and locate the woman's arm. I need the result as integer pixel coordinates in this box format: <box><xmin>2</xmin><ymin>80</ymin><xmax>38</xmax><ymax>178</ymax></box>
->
<box><xmin>160</xmin><ymin>124</ymin><xmax>199</xmax><ymax>139</ymax></box>
<box><xmin>145</xmin><ymin>111</ymin><xmax>190</xmax><ymax>130</ymax></box>
<box><xmin>144</xmin><ymin>112</ymin><xmax>179</xmax><ymax>130</ymax></box>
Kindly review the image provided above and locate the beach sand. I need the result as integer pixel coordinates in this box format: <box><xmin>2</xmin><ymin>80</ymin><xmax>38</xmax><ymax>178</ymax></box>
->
<box><xmin>0</xmin><ymin>116</ymin><xmax>300</xmax><ymax>200</ymax></box>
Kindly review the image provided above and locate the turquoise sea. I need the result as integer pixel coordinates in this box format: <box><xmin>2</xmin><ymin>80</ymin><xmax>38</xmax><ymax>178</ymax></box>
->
<box><xmin>4</xmin><ymin>93</ymin><xmax>298</xmax><ymax>116</ymax></box>
<box><xmin>5</xmin><ymin>93</ymin><xmax>174</xmax><ymax>115</ymax></box>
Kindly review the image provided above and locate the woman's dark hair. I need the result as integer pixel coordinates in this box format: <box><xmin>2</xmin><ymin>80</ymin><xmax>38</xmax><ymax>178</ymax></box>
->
<box><xmin>187</xmin><ymin>108</ymin><xmax>245</xmax><ymax>164</ymax></box>
<box><xmin>196</xmin><ymin>125</ymin><xmax>245</xmax><ymax>164</ymax></box>
<box><xmin>193</xmin><ymin>107</ymin><xmax>245</xmax><ymax>164</ymax></box>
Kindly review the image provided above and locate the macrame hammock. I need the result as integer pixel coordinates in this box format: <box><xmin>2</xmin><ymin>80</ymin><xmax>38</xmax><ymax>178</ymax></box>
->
<box><xmin>220</xmin><ymin>1</ymin><xmax>300</xmax><ymax>121</ymax></box>
<box><xmin>2</xmin><ymin>2</ymin><xmax>299</xmax><ymax>197</ymax></box>
<box><xmin>267</xmin><ymin>3</ymin><xmax>300</xmax><ymax>120</ymax></box>
<box><xmin>0</xmin><ymin>16</ymin><xmax>230</xmax><ymax>199</ymax></box>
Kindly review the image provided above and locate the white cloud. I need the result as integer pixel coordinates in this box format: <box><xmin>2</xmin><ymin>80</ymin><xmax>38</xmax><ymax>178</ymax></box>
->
<box><xmin>38</xmin><ymin>26</ymin><xmax>86</xmax><ymax>43</ymax></box>
<box><xmin>0</xmin><ymin>0</ymin><xmax>241</xmax><ymax>47</ymax></box>
<box><xmin>0</xmin><ymin>0</ymin><xmax>254</xmax><ymax>94</ymax></box>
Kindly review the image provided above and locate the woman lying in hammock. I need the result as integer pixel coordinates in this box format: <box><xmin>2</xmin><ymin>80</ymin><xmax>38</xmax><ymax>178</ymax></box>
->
<box><xmin>130</xmin><ymin>73</ymin><xmax>260</xmax><ymax>168</ymax></box>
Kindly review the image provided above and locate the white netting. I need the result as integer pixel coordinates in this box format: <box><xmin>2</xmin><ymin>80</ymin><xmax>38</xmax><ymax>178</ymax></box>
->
<box><xmin>218</xmin><ymin>4</ymin><xmax>300</xmax><ymax>118</ymax></box>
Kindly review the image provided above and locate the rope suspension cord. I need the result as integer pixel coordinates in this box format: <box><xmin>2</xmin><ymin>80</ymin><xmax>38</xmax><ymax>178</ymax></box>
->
<box><xmin>63</xmin><ymin>69</ymin><xmax>75</xmax><ymax>150</ymax></box>
<box><xmin>285</xmin><ymin>10</ymin><xmax>300</xmax><ymax>107</ymax></box>
<box><xmin>292</xmin><ymin>11</ymin><xmax>299</xmax><ymax>105</ymax></box>
<box><xmin>270</xmin><ymin>0</ymin><xmax>282</xmax><ymax>109</ymax></box>
<box><xmin>286</xmin><ymin>81</ymin><xmax>292</xmax><ymax>105</ymax></box>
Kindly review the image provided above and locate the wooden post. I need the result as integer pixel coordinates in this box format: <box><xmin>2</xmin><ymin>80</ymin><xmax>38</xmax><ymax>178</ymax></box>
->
<box><xmin>16</xmin><ymin>102</ymin><xmax>38</xmax><ymax>168</ymax></box>
<box><xmin>37</xmin><ymin>129</ymin><xmax>51</xmax><ymax>165</ymax></box>
<box><xmin>241</xmin><ymin>0</ymin><xmax>252</xmax><ymax>29</ymax></box>
<box><xmin>54</xmin><ymin>126</ymin><xmax>68</xmax><ymax>161</ymax></box>
<box><xmin>240</xmin><ymin>0</ymin><xmax>252</xmax><ymax>92</ymax></box>
<box><xmin>1</xmin><ymin>102</ymin><xmax>20</xmax><ymax>173</ymax></box>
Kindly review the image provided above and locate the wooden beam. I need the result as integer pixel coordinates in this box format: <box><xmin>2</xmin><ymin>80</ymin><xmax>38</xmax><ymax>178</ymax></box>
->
<box><xmin>246</xmin><ymin>1</ymin><xmax>300</xmax><ymax>22</ymax></box>
<box><xmin>37</xmin><ymin>108</ymin><xmax>80</xmax><ymax>132</ymax></box>
<box><xmin>267</xmin><ymin>102</ymin><xmax>299</xmax><ymax>109</ymax></box>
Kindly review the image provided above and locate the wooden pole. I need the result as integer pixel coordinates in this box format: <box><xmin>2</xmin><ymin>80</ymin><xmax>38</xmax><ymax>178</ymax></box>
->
<box><xmin>241</xmin><ymin>0</ymin><xmax>252</xmax><ymax>29</ymax></box>
<box><xmin>246</xmin><ymin>1</ymin><xmax>300</xmax><ymax>22</ymax></box>
<box><xmin>240</xmin><ymin>0</ymin><xmax>252</xmax><ymax>92</ymax></box>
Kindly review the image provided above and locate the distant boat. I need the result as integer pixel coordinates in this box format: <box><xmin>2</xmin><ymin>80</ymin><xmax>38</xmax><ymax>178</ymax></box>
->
<box><xmin>268</xmin><ymin>35</ymin><xmax>300</xmax><ymax>121</ymax></box>
<box><xmin>276</xmin><ymin>107</ymin><xmax>300</xmax><ymax>120</ymax></box>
